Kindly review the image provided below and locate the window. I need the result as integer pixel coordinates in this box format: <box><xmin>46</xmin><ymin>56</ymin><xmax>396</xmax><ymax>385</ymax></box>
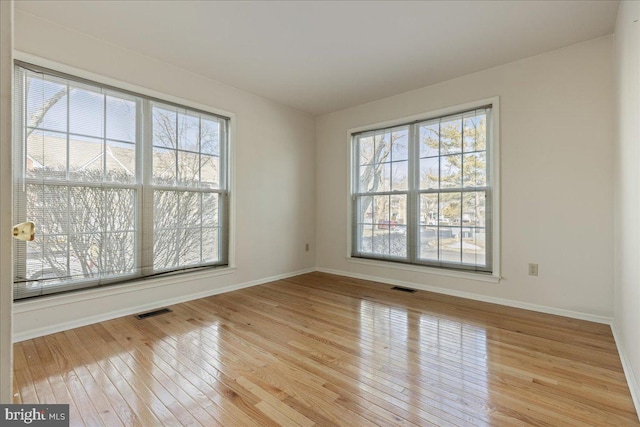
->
<box><xmin>13</xmin><ymin>62</ymin><xmax>230</xmax><ymax>300</ymax></box>
<box><xmin>351</xmin><ymin>104</ymin><xmax>495</xmax><ymax>273</ymax></box>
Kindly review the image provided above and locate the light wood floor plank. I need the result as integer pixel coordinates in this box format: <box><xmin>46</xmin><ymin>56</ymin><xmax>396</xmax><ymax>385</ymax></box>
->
<box><xmin>13</xmin><ymin>272</ymin><xmax>640</xmax><ymax>426</ymax></box>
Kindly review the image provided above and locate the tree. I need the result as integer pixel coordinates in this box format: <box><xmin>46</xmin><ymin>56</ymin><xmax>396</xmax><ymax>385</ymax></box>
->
<box><xmin>151</xmin><ymin>108</ymin><xmax>220</xmax><ymax>269</ymax></box>
<box><xmin>357</xmin><ymin>131</ymin><xmax>408</xmax><ymax>256</ymax></box>
<box><xmin>358</xmin><ymin>131</ymin><xmax>407</xmax><ymax>223</ymax></box>
<box><xmin>19</xmin><ymin>74</ymin><xmax>220</xmax><ymax>286</ymax></box>
<box><xmin>419</xmin><ymin>114</ymin><xmax>487</xmax><ymax>228</ymax></box>
<box><xmin>24</xmin><ymin>169</ymin><xmax>136</xmax><ymax>281</ymax></box>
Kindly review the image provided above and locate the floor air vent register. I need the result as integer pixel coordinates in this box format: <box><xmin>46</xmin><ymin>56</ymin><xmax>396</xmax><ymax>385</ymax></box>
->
<box><xmin>135</xmin><ymin>308</ymin><xmax>172</xmax><ymax>319</ymax></box>
<box><xmin>391</xmin><ymin>286</ymin><xmax>417</xmax><ymax>293</ymax></box>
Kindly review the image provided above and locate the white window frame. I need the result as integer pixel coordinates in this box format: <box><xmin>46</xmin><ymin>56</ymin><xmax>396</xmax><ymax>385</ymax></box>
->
<box><xmin>12</xmin><ymin>52</ymin><xmax>236</xmax><ymax>299</ymax></box>
<box><xmin>347</xmin><ymin>97</ymin><xmax>500</xmax><ymax>282</ymax></box>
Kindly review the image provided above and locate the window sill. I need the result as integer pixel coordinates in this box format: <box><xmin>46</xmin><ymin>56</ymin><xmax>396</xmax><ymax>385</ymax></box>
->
<box><xmin>13</xmin><ymin>266</ymin><xmax>237</xmax><ymax>313</ymax></box>
<box><xmin>346</xmin><ymin>257</ymin><xmax>501</xmax><ymax>283</ymax></box>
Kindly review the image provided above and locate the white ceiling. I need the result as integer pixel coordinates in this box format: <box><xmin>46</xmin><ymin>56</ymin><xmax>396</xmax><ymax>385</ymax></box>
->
<box><xmin>16</xmin><ymin>1</ymin><xmax>619</xmax><ymax>116</ymax></box>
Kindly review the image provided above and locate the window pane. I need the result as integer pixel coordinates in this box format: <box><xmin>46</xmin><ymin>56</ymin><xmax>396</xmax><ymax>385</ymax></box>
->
<box><xmin>419</xmin><ymin>226</ymin><xmax>438</xmax><ymax>261</ymax></box>
<box><xmin>42</xmin><ymin>235</ymin><xmax>69</xmax><ymax>279</ymax></box>
<box><xmin>419</xmin><ymin>157</ymin><xmax>438</xmax><ymax>190</ymax></box>
<box><xmin>202</xmin><ymin>193</ymin><xmax>219</xmax><ymax>227</ymax></box>
<box><xmin>25</xmin><ymin>235</ymin><xmax>44</xmax><ymax>281</ymax></box>
<box><xmin>372</xmin><ymin>195</ymin><xmax>391</xmax><ymax>256</ymax></box>
<box><xmin>463</xmin><ymin>191</ymin><xmax>486</xmax><ymax>227</ymax></box>
<box><xmin>154</xmin><ymin>190</ymin><xmax>179</xmax><ymax>229</ymax></box>
<box><xmin>391</xmin><ymin>127</ymin><xmax>409</xmax><ymax>161</ymax></box>
<box><xmin>461</xmin><ymin>227</ymin><xmax>486</xmax><ymax>266</ymax></box>
<box><xmin>69</xmin><ymin>185</ymin><xmax>103</xmax><ymax>234</ymax></box>
<box><xmin>201</xmin><ymin>118</ymin><xmax>220</xmax><ymax>155</ymax></box>
<box><xmin>178</xmin><ymin>228</ymin><xmax>201</xmax><ymax>266</ymax></box>
<box><xmin>358</xmin><ymin>223</ymin><xmax>374</xmax><ymax>253</ymax></box>
<box><xmin>154</xmin><ymin>190</ymin><xmax>209</xmax><ymax>269</ymax></box>
<box><xmin>180</xmin><ymin>191</ymin><xmax>201</xmax><ymax>227</ymax></box>
<box><xmin>360</xmin><ymin>163</ymin><xmax>390</xmax><ymax>193</ymax></box>
<box><xmin>26</xmin><ymin>75</ymin><xmax>68</xmax><ymax>133</ymax></box>
<box><xmin>440</xmin><ymin>192</ymin><xmax>461</xmax><ymax>225</ymax></box>
<box><xmin>359</xmin><ymin>135</ymin><xmax>374</xmax><ymax>165</ymax></box>
<box><xmin>177</xmin><ymin>151</ymin><xmax>200</xmax><ymax>186</ymax></box>
<box><xmin>463</xmin><ymin>113</ymin><xmax>478</xmax><ymax>153</ymax></box>
<box><xmin>440</xmin><ymin>115</ymin><xmax>462</xmax><ymax>155</ymax></box>
<box><xmin>69</xmin><ymin>233</ymin><xmax>100</xmax><ymax>279</ymax></box>
<box><xmin>373</xmin><ymin>131</ymin><xmax>392</xmax><ymax>163</ymax></box>
<box><xmin>69</xmin><ymin>135</ymin><xmax>103</xmax><ymax>181</ymax></box>
<box><xmin>372</xmin><ymin>228</ymin><xmax>390</xmax><ymax>256</ymax></box>
<box><xmin>38</xmin><ymin>185</ymin><xmax>68</xmax><ymax>235</ymax></box>
<box><xmin>105</xmin><ymin>231</ymin><xmax>135</xmax><ymax>275</ymax></box>
<box><xmin>154</xmin><ymin>229</ymin><xmax>177</xmax><ymax>270</ymax></box>
<box><xmin>106</xmin><ymin>140</ymin><xmax>136</xmax><ymax>183</ymax></box>
<box><xmin>439</xmin><ymin>227</ymin><xmax>461</xmax><ymax>263</ymax></box>
<box><xmin>390</xmin><ymin>225</ymin><xmax>406</xmax><ymax>258</ymax></box>
<box><xmin>419</xmin><ymin>121</ymin><xmax>439</xmax><ymax>158</ymax></box>
<box><xmin>391</xmin><ymin>161</ymin><xmax>408</xmax><ymax>191</ymax></box>
<box><xmin>201</xmin><ymin>155</ymin><xmax>220</xmax><ymax>188</ymax></box>
<box><xmin>69</xmin><ymin>86</ymin><xmax>104</xmax><ymax>138</ymax></box>
<box><xmin>153</xmin><ymin>106</ymin><xmax>177</xmax><ymax>148</ymax></box>
<box><xmin>202</xmin><ymin>227</ymin><xmax>219</xmax><ymax>263</ymax></box>
<box><xmin>177</xmin><ymin>226</ymin><xmax>201</xmax><ymax>266</ymax></box>
<box><xmin>106</xmin><ymin>95</ymin><xmax>136</xmax><ymax>142</ymax></box>
<box><xmin>440</xmin><ymin>154</ymin><xmax>461</xmax><ymax>188</ymax></box>
<box><xmin>178</xmin><ymin>111</ymin><xmax>200</xmax><ymax>152</ymax></box>
<box><xmin>27</xmin><ymin>130</ymin><xmax>67</xmax><ymax>179</ymax></box>
<box><xmin>373</xmin><ymin>195</ymin><xmax>390</xmax><ymax>229</ymax></box>
<box><xmin>106</xmin><ymin>189</ymin><xmax>135</xmax><ymax>232</ymax></box>
<box><xmin>420</xmin><ymin>193</ymin><xmax>438</xmax><ymax>226</ymax></box>
<box><xmin>153</xmin><ymin>147</ymin><xmax>176</xmax><ymax>185</ymax></box>
<box><xmin>463</xmin><ymin>112</ymin><xmax>486</xmax><ymax>152</ymax></box>
<box><xmin>390</xmin><ymin>194</ymin><xmax>406</xmax><ymax>227</ymax></box>
<box><xmin>389</xmin><ymin>194</ymin><xmax>407</xmax><ymax>258</ymax></box>
<box><xmin>358</xmin><ymin>196</ymin><xmax>373</xmax><ymax>224</ymax></box>
<box><xmin>462</xmin><ymin>152</ymin><xmax>486</xmax><ymax>188</ymax></box>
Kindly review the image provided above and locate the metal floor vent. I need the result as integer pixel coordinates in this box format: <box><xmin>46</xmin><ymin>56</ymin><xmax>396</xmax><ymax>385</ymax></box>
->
<box><xmin>135</xmin><ymin>308</ymin><xmax>172</xmax><ymax>319</ymax></box>
<box><xmin>391</xmin><ymin>286</ymin><xmax>417</xmax><ymax>293</ymax></box>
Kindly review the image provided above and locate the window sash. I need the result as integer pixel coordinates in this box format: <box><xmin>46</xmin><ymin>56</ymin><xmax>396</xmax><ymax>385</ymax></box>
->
<box><xmin>351</xmin><ymin>107</ymin><xmax>492</xmax><ymax>273</ymax></box>
<box><xmin>13</xmin><ymin>63</ymin><xmax>230</xmax><ymax>300</ymax></box>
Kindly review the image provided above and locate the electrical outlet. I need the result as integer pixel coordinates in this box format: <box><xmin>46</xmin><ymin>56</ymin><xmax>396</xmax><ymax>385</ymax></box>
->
<box><xmin>305</xmin><ymin>243</ymin><xmax>309</xmax><ymax>252</ymax></box>
<box><xmin>528</xmin><ymin>263</ymin><xmax>538</xmax><ymax>276</ymax></box>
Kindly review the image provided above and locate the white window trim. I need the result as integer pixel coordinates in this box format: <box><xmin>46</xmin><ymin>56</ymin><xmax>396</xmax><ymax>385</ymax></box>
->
<box><xmin>346</xmin><ymin>97</ymin><xmax>501</xmax><ymax>282</ymax></box>
<box><xmin>12</xmin><ymin>51</ymin><xmax>237</xmax><ymax>284</ymax></box>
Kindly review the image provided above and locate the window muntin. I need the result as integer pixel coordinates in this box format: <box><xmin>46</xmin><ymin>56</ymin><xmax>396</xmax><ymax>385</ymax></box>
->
<box><xmin>352</xmin><ymin>107</ymin><xmax>492</xmax><ymax>272</ymax></box>
<box><xmin>13</xmin><ymin>63</ymin><xmax>230</xmax><ymax>300</ymax></box>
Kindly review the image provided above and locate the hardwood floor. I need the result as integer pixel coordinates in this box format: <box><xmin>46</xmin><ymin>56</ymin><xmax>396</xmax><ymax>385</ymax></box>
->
<box><xmin>13</xmin><ymin>272</ymin><xmax>640</xmax><ymax>426</ymax></box>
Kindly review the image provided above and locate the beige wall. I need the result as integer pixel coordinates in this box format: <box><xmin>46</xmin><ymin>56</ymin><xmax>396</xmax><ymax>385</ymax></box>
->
<box><xmin>614</xmin><ymin>0</ymin><xmax>640</xmax><ymax>415</ymax></box>
<box><xmin>12</xmin><ymin>10</ymin><xmax>316</xmax><ymax>339</ymax></box>
<box><xmin>316</xmin><ymin>36</ymin><xmax>615</xmax><ymax>319</ymax></box>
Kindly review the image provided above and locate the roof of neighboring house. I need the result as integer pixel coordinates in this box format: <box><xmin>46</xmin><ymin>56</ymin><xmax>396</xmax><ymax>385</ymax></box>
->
<box><xmin>27</xmin><ymin>133</ymin><xmax>136</xmax><ymax>178</ymax></box>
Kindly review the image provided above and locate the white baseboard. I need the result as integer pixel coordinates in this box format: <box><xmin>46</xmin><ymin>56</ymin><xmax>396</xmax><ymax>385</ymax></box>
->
<box><xmin>12</xmin><ymin>267</ymin><xmax>316</xmax><ymax>342</ymax></box>
<box><xmin>316</xmin><ymin>267</ymin><xmax>613</xmax><ymax>325</ymax></box>
<box><xmin>611</xmin><ymin>324</ymin><xmax>640</xmax><ymax>422</ymax></box>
